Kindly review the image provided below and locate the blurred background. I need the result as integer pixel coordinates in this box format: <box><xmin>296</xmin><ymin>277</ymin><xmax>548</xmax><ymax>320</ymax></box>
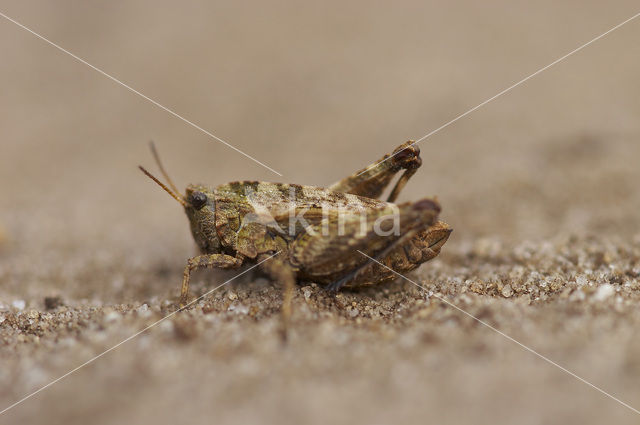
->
<box><xmin>1</xmin><ymin>1</ymin><xmax>640</xmax><ymax>424</ymax></box>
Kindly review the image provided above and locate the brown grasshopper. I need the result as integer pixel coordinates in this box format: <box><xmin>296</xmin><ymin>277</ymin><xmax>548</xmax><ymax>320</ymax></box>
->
<box><xmin>139</xmin><ymin>141</ymin><xmax>451</xmax><ymax>326</ymax></box>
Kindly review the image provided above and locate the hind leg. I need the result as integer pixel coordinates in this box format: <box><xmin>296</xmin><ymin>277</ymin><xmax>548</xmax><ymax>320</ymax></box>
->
<box><xmin>328</xmin><ymin>141</ymin><xmax>421</xmax><ymax>202</ymax></box>
<box><xmin>342</xmin><ymin>220</ymin><xmax>453</xmax><ymax>289</ymax></box>
<box><xmin>292</xmin><ymin>198</ymin><xmax>442</xmax><ymax>292</ymax></box>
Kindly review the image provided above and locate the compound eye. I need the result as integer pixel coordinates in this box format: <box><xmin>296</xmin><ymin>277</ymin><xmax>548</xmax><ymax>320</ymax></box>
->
<box><xmin>189</xmin><ymin>191</ymin><xmax>207</xmax><ymax>210</ymax></box>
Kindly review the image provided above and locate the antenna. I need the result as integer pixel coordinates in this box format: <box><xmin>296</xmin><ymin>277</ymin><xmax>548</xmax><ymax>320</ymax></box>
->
<box><xmin>149</xmin><ymin>141</ymin><xmax>181</xmax><ymax>196</ymax></box>
<box><xmin>139</xmin><ymin>165</ymin><xmax>187</xmax><ymax>207</ymax></box>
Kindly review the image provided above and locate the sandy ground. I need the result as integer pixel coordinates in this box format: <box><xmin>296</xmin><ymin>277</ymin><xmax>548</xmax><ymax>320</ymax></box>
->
<box><xmin>1</xmin><ymin>1</ymin><xmax>640</xmax><ymax>424</ymax></box>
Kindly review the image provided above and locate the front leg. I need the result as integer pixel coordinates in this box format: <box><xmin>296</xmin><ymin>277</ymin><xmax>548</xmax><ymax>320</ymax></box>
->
<box><xmin>180</xmin><ymin>254</ymin><xmax>243</xmax><ymax>305</ymax></box>
<box><xmin>328</xmin><ymin>141</ymin><xmax>421</xmax><ymax>202</ymax></box>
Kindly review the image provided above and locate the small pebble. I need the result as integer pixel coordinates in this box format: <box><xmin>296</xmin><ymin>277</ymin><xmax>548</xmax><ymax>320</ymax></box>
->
<box><xmin>228</xmin><ymin>303</ymin><xmax>249</xmax><ymax>314</ymax></box>
<box><xmin>159</xmin><ymin>320</ymin><xmax>174</xmax><ymax>333</ymax></box>
<box><xmin>44</xmin><ymin>296</ymin><xmax>63</xmax><ymax>310</ymax></box>
<box><xmin>104</xmin><ymin>311</ymin><xmax>121</xmax><ymax>323</ymax></box>
<box><xmin>302</xmin><ymin>287</ymin><xmax>313</xmax><ymax>300</ymax></box>
<box><xmin>137</xmin><ymin>304</ymin><xmax>151</xmax><ymax>317</ymax></box>
<box><xmin>593</xmin><ymin>284</ymin><xmax>615</xmax><ymax>302</ymax></box>
<box><xmin>12</xmin><ymin>300</ymin><xmax>25</xmax><ymax>310</ymax></box>
<box><xmin>576</xmin><ymin>275</ymin><xmax>589</xmax><ymax>286</ymax></box>
<box><xmin>501</xmin><ymin>284</ymin><xmax>513</xmax><ymax>298</ymax></box>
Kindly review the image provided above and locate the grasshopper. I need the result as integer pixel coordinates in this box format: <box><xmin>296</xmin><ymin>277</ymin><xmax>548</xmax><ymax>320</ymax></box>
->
<box><xmin>139</xmin><ymin>141</ymin><xmax>451</xmax><ymax>328</ymax></box>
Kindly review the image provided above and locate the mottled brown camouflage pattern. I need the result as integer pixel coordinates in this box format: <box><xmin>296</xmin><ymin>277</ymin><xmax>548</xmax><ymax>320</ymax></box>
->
<box><xmin>142</xmin><ymin>141</ymin><xmax>451</xmax><ymax>335</ymax></box>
